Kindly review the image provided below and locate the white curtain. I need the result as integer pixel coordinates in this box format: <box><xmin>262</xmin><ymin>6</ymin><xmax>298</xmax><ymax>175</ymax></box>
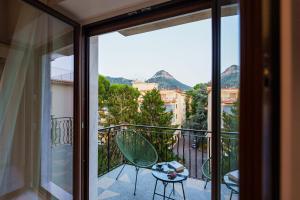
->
<box><xmin>0</xmin><ymin>4</ymin><xmax>50</xmax><ymax>197</ymax></box>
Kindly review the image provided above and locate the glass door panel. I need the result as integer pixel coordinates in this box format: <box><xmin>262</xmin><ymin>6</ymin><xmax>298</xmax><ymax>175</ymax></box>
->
<box><xmin>94</xmin><ymin>8</ymin><xmax>213</xmax><ymax>200</ymax></box>
<box><xmin>0</xmin><ymin>0</ymin><xmax>74</xmax><ymax>199</ymax></box>
<box><xmin>219</xmin><ymin>2</ymin><xmax>240</xmax><ymax>200</ymax></box>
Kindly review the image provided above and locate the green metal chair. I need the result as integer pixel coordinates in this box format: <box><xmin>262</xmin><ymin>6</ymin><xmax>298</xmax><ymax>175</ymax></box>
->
<box><xmin>115</xmin><ymin>129</ymin><xmax>158</xmax><ymax>195</ymax></box>
<box><xmin>201</xmin><ymin>157</ymin><xmax>212</xmax><ymax>189</ymax></box>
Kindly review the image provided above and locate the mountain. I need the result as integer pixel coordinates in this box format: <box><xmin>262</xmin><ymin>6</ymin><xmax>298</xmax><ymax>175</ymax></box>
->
<box><xmin>106</xmin><ymin>76</ymin><xmax>132</xmax><ymax>85</ymax></box>
<box><xmin>146</xmin><ymin>70</ymin><xmax>192</xmax><ymax>91</ymax></box>
<box><xmin>221</xmin><ymin>65</ymin><xmax>240</xmax><ymax>88</ymax></box>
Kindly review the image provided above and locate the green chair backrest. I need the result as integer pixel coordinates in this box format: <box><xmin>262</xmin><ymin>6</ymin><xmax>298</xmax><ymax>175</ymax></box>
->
<box><xmin>116</xmin><ymin>129</ymin><xmax>158</xmax><ymax>168</ymax></box>
<box><xmin>202</xmin><ymin>157</ymin><xmax>212</xmax><ymax>180</ymax></box>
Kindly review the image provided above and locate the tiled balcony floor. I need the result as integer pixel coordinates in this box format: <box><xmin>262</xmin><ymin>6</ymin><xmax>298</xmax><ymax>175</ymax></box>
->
<box><xmin>52</xmin><ymin>144</ymin><xmax>73</xmax><ymax>193</ymax></box>
<box><xmin>98</xmin><ymin>165</ymin><xmax>238</xmax><ymax>200</ymax></box>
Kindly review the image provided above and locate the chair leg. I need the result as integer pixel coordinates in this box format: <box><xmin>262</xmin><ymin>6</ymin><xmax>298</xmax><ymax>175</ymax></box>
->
<box><xmin>134</xmin><ymin>167</ymin><xmax>139</xmax><ymax>195</ymax></box>
<box><xmin>229</xmin><ymin>190</ymin><xmax>233</xmax><ymax>200</ymax></box>
<box><xmin>204</xmin><ymin>179</ymin><xmax>208</xmax><ymax>189</ymax></box>
<box><xmin>116</xmin><ymin>164</ymin><xmax>126</xmax><ymax>180</ymax></box>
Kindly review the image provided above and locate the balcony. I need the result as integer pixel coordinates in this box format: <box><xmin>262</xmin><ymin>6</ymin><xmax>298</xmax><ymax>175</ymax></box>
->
<box><xmin>50</xmin><ymin>120</ymin><xmax>238</xmax><ymax>199</ymax></box>
<box><xmin>97</xmin><ymin>124</ymin><xmax>239</xmax><ymax>200</ymax></box>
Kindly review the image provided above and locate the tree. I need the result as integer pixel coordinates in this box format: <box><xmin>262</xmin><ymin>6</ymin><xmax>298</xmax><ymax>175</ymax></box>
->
<box><xmin>184</xmin><ymin>83</ymin><xmax>208</xmax><ymax>130</ymax></box>
<box><xmin>98</xmin><ymin>75</ymin><xmax>110</xmax><ymax>107</ymax></box>
<box><xmin>98</xmin><ymin>75</ymin><xmax>110</xmax><ymax>125</ymax></box>
<box><xmin>221</xmin><ymin>101</ymin><xmax>239</xmax><ymax>175</ymax></box>
<box><xmin>137</xmin><ymin>89</ymin><xmax>175</xmax><ymax>162</ymax></box>
<box><xmin>222</xmin><ymin>101</ymin><xmax>239</xmax><ymax>132</ymax></box>
<box><xmin>106</xmin><ymin>84</ymin><xmax>140</xmax><ymax>125</ymax></box>
<box><xmin>138</xmin><ymin>89</ymin><xmax>173</xmax><ymax>126</ymax></box>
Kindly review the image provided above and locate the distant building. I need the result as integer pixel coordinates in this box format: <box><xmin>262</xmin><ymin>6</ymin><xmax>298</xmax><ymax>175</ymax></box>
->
<box><xmin>132</xmin><ymin>81</ymin><xmax>158</xmax><ymax>93</ymax></box>
<box><xmin>133</xmin><ymin>81</ymin><xmax>186</xmax><ymax>126</ymax></box>
<box><xmin>132</xmin><ymin>81</ymin><xmax>158</xmax><ymax>104</ymax></box>
<box><xmin>160</xmin><ymin>89</ymin><xmax>186</xmax><ymax>126</ymax></box>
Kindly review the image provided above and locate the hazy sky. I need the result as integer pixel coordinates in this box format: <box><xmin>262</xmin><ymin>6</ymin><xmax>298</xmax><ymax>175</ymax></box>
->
<box><xmin>51</xmin><ymin>15</ymin><xmax>239</xmax><ymax>87</ymax></box>
<box><xmin>98</xmin><ymin>15</ymin><xmax>239</xmax><ymax>87</ymax></box>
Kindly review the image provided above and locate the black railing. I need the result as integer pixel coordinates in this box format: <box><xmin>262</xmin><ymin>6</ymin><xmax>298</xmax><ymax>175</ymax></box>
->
<box><xmin>51</xmin><ymin>117</ymin><xmax>73</xmax><ymax>146</ymax></box>
<box><xmin>98</xmin><ymin>124</ymin><xmax>238</xmax><ymax>180</ymax></box>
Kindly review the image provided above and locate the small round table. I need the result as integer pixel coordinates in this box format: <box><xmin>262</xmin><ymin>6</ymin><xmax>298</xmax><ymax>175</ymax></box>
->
<box><xmin>151</xmin><ymin>162</ymin><xmax>189</xmax><ymax>200</ymax></box>
<box><xmin>223</xmin><ymin>170</ymin><xmax>239</xmax><ymax>200</ymax></box>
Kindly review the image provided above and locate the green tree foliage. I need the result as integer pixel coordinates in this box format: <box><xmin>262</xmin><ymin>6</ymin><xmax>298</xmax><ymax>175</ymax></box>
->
<box><xmin>137</xmin><ymin>89</ymin><xmax>175</xmax><ymax>162</ymax></box>
<box><xmin>222</xmin><ymin>101</ymin><xmax>239</xmax><ymax>132</ymax></box>
<box><xmin>138</xmin><ymin>89</ymin><xmax>173</xmax><ymax>126</ymax></box>
<box><xmin>106</xmin><ymin>84</ymin><xmax>140</xmax><ymax>124</ymax></box>
<box><xmin>98</xmin><ymin>75</ymin><xmax>110</xmax><ymax>123</ymax></box>
<box><xmin>221</xmin><ymin>101</ymin><xmax>239</xmax><ymax>175</ymax></box>
<box><xmin>98</xmin><ymin>75</ymin><xmax>110</xmax><ymax>108</ymax></box>
<box><xmin>184</xmin><ymin>83</ymin><xmax>208</xmax><ymax>130</ymax></box>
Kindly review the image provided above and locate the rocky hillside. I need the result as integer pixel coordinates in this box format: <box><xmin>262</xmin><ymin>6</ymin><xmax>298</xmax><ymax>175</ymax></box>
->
<box><xmin>221</xmin><ymin>65</ymin><xmax>240</xmax><ymax>88</ymax></box>
<box><xmin>105</xmin><ymin>76</ymin><xmax>132</xmax><ymax>86</ymax></box>
<box><xmin>104</xmin><ymin>65</ymin><xmax>239</xmax><ymax>90</ymax></box>
<box><xmin>105</xmin><ymin>70</ymin><xmax>191</xmax><ymax>91</ymax></box>
<box><xmin>146</xmin><ymin>70</ymin><xmax>191</xmax><ymax>91</ymax></box>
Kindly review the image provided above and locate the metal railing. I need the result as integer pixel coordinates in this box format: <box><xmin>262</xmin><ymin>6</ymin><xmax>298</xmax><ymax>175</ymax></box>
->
<box><xmin>51</xmin><ymin>117</ymin><xmax>73</xmax><ymax>146</ymax></box>
<box><xmin>98</xmin><ymin>124</ymin><xmax>238</xmax><ymax>180</ymax></box>
<box><xmin>51</xmin><ymin>72</ymin><xmax>74</xmax><ymax>81</ymax></box>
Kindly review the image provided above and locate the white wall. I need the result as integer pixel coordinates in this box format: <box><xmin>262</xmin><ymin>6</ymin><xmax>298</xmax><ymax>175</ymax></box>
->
<box><xmin>51</xmin><ymin>82</ymin><xmax>73</xmax><ymax>118</ymax></box>
<box><xmin>89</xmin><ymin>36</ymin><xmax>99</xmax><ymax>200</ymax></box>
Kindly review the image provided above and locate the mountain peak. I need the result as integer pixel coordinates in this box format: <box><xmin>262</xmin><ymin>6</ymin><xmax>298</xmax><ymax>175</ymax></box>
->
<box><xmin>152</xmin><ymin>70</ymin><xmax>174</xmax><ymax>79</ymax></box>
<box><xmin>146</xmin><ymin>70</ymin><xmax>191</xmax><ymax>91</ymax></box>
<box><xmin>220</xmin><ymin>65</ymin><xmax>240</xmax><ymax>88</ymax></box>
<box><xmin>221</xmin><ymin>65</ymin><xmax>240</xmax><ymax>77</ymax></box>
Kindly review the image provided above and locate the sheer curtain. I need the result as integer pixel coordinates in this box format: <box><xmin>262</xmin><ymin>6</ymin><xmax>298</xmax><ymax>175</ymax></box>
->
<box><xmin>0</xmin><ymin>1</ymin><xmax>74</xmax><ymax>199</ymax></box>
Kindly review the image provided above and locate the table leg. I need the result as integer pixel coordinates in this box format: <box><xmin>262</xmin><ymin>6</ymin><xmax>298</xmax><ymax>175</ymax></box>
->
<box><xmin>173</xmin><ymin>183</ymin><xmax>175</xmax><ymax>195</ymax></box>
<box><xmin>169</xmin><ymin>183</ymin><xmax>175</xmax><ymax>199</ymax></box>
<box><xmin>181</xmin><ymin>182</ymin><xmax>186</xmax><ymax>200</ymax></box>
<box><xmin>152</xmin><ymin>179</ymin><xmax>158</xmax><ymax>200</ymax></box>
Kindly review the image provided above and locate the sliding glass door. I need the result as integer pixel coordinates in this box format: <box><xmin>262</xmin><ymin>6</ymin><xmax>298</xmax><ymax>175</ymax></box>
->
<box><xmin>219</xmin><ymin>2</ymin><xmax>240</xmax><ymax>200</ymax></box>
<box><xmin>0</xmin><ymin>0</ymin><xmax>76</xmax><ymax>199</ymax></box>
<box><xmin>211</xmin><ymin>0</ymin><xmax>240</xmax><ymax>199</ymax></box>
<box><xmin>87</xmin><ymin>1</ymin><xmax>241</xmax><ymax>199</ymax></box>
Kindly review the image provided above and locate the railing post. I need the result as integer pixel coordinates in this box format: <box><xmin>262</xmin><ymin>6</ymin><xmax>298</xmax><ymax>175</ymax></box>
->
<box><xmin>70</xmin><ymin>117</ymin><xmax>73</xmax><ymax>145</ymax></box>
<box><xmin>107</xmin><ymin>128</ymin><xmax>111</xmax><ymax>172</ymax></box>
<box><xmin>195</xmin><ymin>133</ymin><xmax>198</xmax><ymax>178</ymax></box>
<box><xmin>51</xmin><ymin>115</ymin><xmax>54</xmax><ymax>146</ymax></box>
<box><xmin>188</xmin><ymin>130</ymin><xmax>191</xmax><ymax>174</ymax></box>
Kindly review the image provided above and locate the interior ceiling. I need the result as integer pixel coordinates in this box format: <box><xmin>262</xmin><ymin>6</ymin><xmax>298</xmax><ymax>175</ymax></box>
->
<box><xmin>43</xmin><ymin>0</ymin><xmax>170</xmax><ymax>24</ymax></box>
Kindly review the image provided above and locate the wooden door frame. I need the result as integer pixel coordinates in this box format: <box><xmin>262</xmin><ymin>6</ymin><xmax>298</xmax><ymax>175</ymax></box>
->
<box><xmin>239</xmin><ymin>0</ymin><xmax>280</xmax><ymax>200</ymax></box>
<box><xmin>83</xmin><ymin>0</ymin><xmax>280</xmax><ymax>200</ymax></box>
<box><xmin>82</xmin><ymin>1</ymin><xmax>232</xmax><ymax>200</ymax></box>
<box><xmin>20</xmin><ymin>0</ymin><xmax>281</xmax><ymax>199</ymax></box>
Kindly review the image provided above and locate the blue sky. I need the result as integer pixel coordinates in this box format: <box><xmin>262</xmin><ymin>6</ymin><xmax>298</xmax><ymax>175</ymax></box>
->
<box><xmin>98</xmin><ymin>15</ymin><xmax>239</xmax><ymax>87</ymax></box>
<box><xmin>51</xmin><ymin>15</ymin><xmax>239</xmax><ymax>87</ymax></box>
